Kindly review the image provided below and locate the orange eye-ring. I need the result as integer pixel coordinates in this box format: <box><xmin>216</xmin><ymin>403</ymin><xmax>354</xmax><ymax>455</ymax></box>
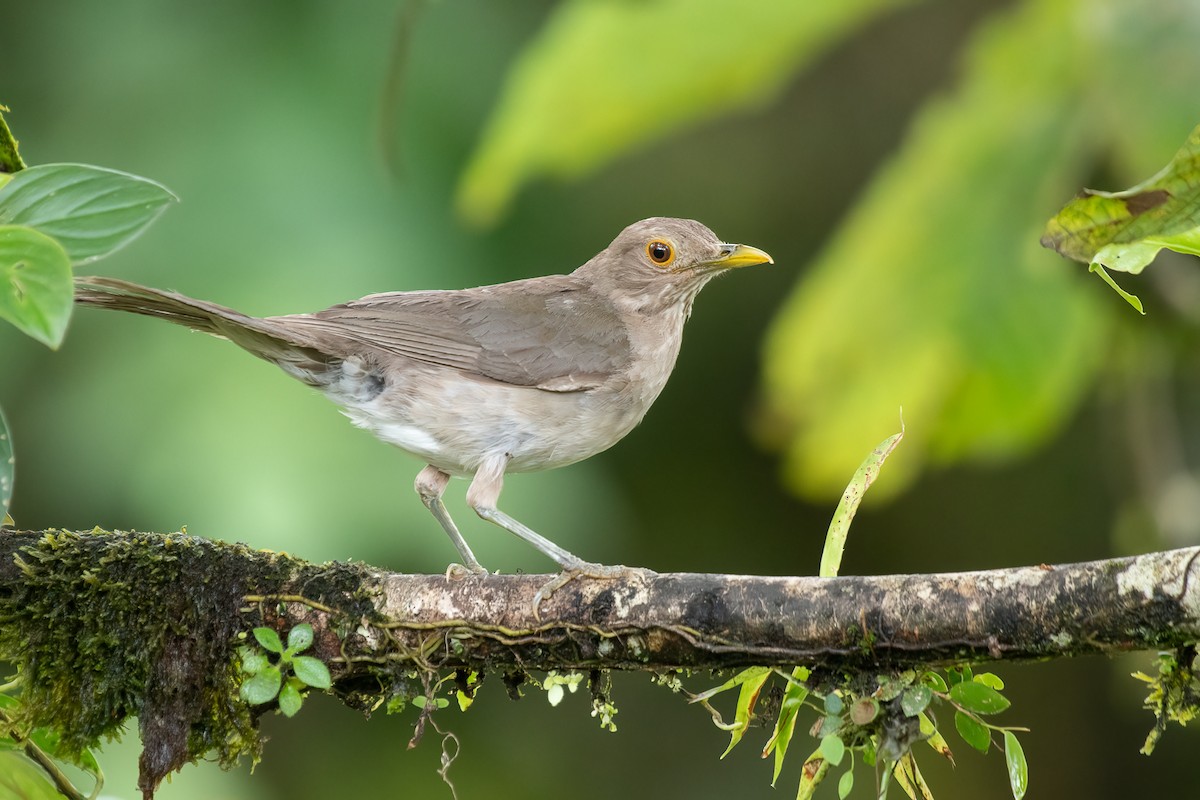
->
<box><xmin>646</xmin><ymin>240</ymin><xmax>674</xmax><ymax>266</ymax></box>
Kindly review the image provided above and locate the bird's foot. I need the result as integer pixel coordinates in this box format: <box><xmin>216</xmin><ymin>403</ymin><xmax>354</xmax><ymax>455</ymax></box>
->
<box><xmin>533</xmin><ymin>562</ymin><xmax>656</xmax><ymax>616</ymax></box>
<box><xmin>445</xmin><ymin>561</ymin><xmax>490</xmax><ymax>581</ymax></box>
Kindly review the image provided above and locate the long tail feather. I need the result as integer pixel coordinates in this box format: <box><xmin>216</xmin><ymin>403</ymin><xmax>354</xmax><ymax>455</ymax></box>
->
<box><xmin>73</xmin><ymin>276</ymin><xmax>337</xmax><ymax>384</ymax></box>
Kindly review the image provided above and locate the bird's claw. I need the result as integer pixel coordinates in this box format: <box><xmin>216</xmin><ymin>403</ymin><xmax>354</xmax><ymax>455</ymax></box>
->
<box><xmin>445</xmin><ymin>562</ymin><xmax>490</xmax><ymax>581</ymax></box>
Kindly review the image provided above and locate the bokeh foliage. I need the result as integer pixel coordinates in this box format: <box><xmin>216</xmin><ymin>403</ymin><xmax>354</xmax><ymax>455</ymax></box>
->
<box><xmin>3</xmin><ymin>0</ymin><xmax>1200</xmax><ymax>798</ymax></box>
<box><xmin>456</xmin><ymin>0</ymin><xmax>1200</xmax><ymax>501</ymax></box>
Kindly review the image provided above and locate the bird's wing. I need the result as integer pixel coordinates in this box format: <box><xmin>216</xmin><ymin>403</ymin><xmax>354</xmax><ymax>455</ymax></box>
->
<box><xmin>271</xmin><ymin>276</ymin><xmax>631</xmax><ymax>391</ymax></box>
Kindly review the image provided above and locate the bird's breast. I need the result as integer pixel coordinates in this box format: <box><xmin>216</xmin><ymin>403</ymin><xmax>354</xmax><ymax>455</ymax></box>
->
<box><xmin>330</xmin><ymin>339</ymin><xmax>681</xmax><ymax>477</ymax></box>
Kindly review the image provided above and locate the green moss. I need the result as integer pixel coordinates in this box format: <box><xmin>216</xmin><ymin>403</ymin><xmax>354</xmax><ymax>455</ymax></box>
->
<box><xmin>0</xmin><ymin>529</ymin><xmax>374</xmax><ymax>795</ymax></box>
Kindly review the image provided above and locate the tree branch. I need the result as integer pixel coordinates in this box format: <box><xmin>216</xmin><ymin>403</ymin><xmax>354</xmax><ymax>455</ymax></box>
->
<box><xmin>1</xmin><ymin>527</ymin><xmax>1198</xmax><ymax>794</ymax></box>
<box><xmin>2</xmin><ymin>528</ymin><xmax>1198</xmax><ymax>672</ymax></box>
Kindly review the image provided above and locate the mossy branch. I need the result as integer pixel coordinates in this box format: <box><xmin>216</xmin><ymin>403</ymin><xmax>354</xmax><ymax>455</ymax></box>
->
<box><xmin>1</xmin><ymin>528</ymin><xmax>1199</xmax><ymax>796</ymax></box>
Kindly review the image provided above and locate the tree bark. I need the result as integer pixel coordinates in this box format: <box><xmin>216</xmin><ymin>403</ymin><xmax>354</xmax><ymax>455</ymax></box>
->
<box><xmin>2</xmin><ymin>528</ymin><xmax>1197</xmax><ymax>674</ymax></box>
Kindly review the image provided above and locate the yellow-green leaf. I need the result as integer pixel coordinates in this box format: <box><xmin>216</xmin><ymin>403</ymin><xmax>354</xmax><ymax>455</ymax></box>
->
<box><xmin>820</xmin><ymin>424</ymin><xmax>903</xmax><ymax>577</ymax></box>
<box><xmin>0</xmin><ymin>224</ymin><xmax>72</xmax><ymax>348</ymax></box>
<box><xmin>1003</xmin><ymin>731</ymin><xmax>1029</xmax><ymax>800</ymax></box>
<box><xmin>721</xmin><ymin>668</ymin><xmax>771</xmax><ymax>758</ymax></box>
<box><xmin>689</xmin><ymin>665</ymin><xmax>771</xmax><ymax>705</ymax></box>
<box><xmin>1042</xmin><ymin>123</ymin><xmax>1200</xmax><ymax>312</ymax></box>
<box><xmin>0</xmin><ymin>751</ymin><xmax>65</xmax><ymax>800</ymax></box>
<box><xmin>456</xmin><ymin>0</ymin><xmax>910</xmax><ymax>225</ymax></box>
<box><xmin>761</xmin><ymin>0</ymin><xmax>1105</xmax><ymax>500</ymax></box>
<box><xmin>919</xmin><ymin>711</ymin><xmax>954</xmax><ymax>764</ymax></box>
<box><xmin>1041</xmin><ymin>124</ymin><xmax>1200</xmax><ymax>268</ymax></box>
<box><xmin>796</xmin><ymin>750</ymin><xmax>829</xmax><ymax>800</ymax></box>
<box><xmin>764</xmin><ymin>668</ymin><xmax>810</xmax><ymax>785</ymax></box>
<box><xmin>892</xmin><ymin>753</ymin><xmax>934</xmax><ymax>800</ymax></box>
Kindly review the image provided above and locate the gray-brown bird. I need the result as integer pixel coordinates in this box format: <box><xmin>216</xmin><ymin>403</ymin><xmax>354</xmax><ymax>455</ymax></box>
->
<box><xmin>75</xmin><ymin>217</ymin><xmax>772</xmax><ymax>580</ymax></box>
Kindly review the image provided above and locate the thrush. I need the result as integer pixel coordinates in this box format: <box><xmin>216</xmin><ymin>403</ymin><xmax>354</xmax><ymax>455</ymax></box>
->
<box><xmin>74</xmin><ymin>217</ymin><xmax>772</xmax><ymax>579</ymax></box>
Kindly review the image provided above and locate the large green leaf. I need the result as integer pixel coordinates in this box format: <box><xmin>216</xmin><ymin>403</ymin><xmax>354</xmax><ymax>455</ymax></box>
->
<box><xmin>763</xmin><ymin>0</ymin><xmax>1200</xmax><ymax>500</ymax></box>
<box><xmin>0</xmin><ymin>224</ymin><xmax>73</xmax><ymax>348</ymax></box>
<box><xmin>0</xmin><ymin>163</ymin><xmax>176</xmax><ymax>265</ymax></box>
<box><xmin>456</xmin><ymin>0</ymin><xmax>909</xmax><ymax>224</ymax></box>
<box><xmin>761</xmin><ymin>0</ymin><xmax>1106</xmax><ymax>499</ymax></box>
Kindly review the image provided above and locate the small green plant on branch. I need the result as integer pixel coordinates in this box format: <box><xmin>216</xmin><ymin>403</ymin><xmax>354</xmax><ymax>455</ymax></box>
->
<box><xmin>682</xmin><ymin>423</ymin><xmax>1029</xmax><ymax>800</ymax></box>
<box><xmin>238</xmin><ymin>623</ymin><xmax>332</xmax><ymax>718</ymax></box>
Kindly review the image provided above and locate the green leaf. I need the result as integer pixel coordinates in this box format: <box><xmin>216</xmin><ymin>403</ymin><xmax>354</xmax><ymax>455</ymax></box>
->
<box><xmin>950</xmin><ymin>680</ymin><xmax>1010</xmax><ymax>715</ymax></box>
<box><xmin>821</xmin><ymin>734</ymin><xmax>845</xmax><ymax>767</ymax></box>
<box><xmin>0</xmin><ymin>406</ymin><xmax>12</xmax><ymax>521</ymax></box>
<box><xmin>919</xmin><ymin>711</ymin><xmax>954</xmax><ymax>764</ymax></box>
<box><xmin>278</xmin><ymin>681</ymin><xmax>303</xmax><ymax>718</ymax></box>
<box><xmin>1003</xmin><ymin>730</ymin><xmax>1028</xmax><ymax>800</ymax></box>
<box><xmin>286</xmin><ymin>623</ymin><xmax>314</xmax><ymax>654</ymax></box>
<box><xmin>456</xmin><ymin>0</ymin><xmax>910</xmax><ymax>225</ymax></box>
<box><xmin>240</xmin><ymin>666</ymin><xmax>282</xmax><ymax>705</ymax></box>
<box><xmin>796</xmin><ymin>748</ymin><xmax>829</xmax><ymax>800</ymax></box>
<box><xmin>1088</xmin><ymin>263</ymin><xmax>1144</xmax><ymax>314</ymax></box>
<box><xmin>253</xmin><ymin>627</ymin><xmax>284</xmax><ymax>654</ymax></box>
<box><xmin>892</xmin><ymin>753</ymin><xmax>934</xmax><ymax>800</ymax></box>
<box><xmin>0</xmin><ymin>163</ymin><xmax>176</xmax><ymax>264</ymax></box>
<box><xmin>823</xmin><ymin>692</ymin><xmax>844</xmax><ymax>715</ymax></box>
<box><xmin>820</xmin><ymin>424</ymin><xmax>904</xmax><ymax>578</ymax></box>
<box><xmin>764</xmin><ymin>672</ymin><xmax>809</xmax><ymax>785</ymax></box>
<box><xmin>0</xmin><ymin>751</ymin><xmax>63</xmax><ymax>800</ymax></box>
<box><xmin>0</xmin><ymin>225</ymin><xmax>72</xmax><ymax>348</ymax></box>
<box><xmin>946</xmin><ymin>666</ymin><xmax>972</xmax><ymax>687</ymax></box>
<box><xmin>413</xmin><ymin>696</ymin><xmax>449</xmax><ymax>710</ymax></box>
<box><xmin>689</xmin><ymin>665</ymin><xmax>771</xmax><ymax>704</ymax></box>
<box><xmin>240</xmin><ymin>651</ymin><xmax>269</xmax><ymax>675</ymax></box>
<box><xmin>291</xmin><ymin>655</ymin><xmax>331</xmax><ymax>690</ymax></box>
<box><xmin>922</xmin><ymin>672</ymin><xmax>948</xmax><ymax>693</ymax></box>
<box><xmin>901</xmin><ymin>685</ymin><xmax>932</xmax><ymax>717</ymax></box>
<box><xmin>954</xmin><ymin>710</ymin><xmax>990</xmax><ymax>754</ymax></box>
<box><xmin>721</xmin><ymin>668</ymin><xmax>770</xmax><ymax>758</ymax></box>
<box><xmin>838</xmin><ymin>767</ymin><xmax>854</xmax><ymax>800</ymax></box>
<box><xmin>1042</xmin><ymin>123</ymin><xmax>1200</xmax><ymax>309</ymax></box>
<box><xmin>761</xmin><ymin>0</ymin><xmax>1105</xmax><ymax>501</ymax></box>
<box><xmin>974</xmin><ymin>672</ymin><xmax>1005</xmax><ymax>691</ymax></box>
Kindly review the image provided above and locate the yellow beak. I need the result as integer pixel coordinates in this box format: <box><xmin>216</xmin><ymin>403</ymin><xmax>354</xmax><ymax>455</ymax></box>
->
<box><xmin>711</xmin><ymin>243</ymin><xmax>774</xmax><ymax>269</ymax></box>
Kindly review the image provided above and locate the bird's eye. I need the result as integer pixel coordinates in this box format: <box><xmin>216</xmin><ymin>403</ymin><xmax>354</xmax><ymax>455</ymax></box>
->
<box><xmin>646</xmin><ymin>240</ymin><xmax>674</xmax><ymax>266</ymax></box>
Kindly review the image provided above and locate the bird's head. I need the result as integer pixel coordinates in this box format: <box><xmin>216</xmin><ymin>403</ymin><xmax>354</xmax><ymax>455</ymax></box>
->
<box><xmin>578</xmin><ymin>217</ymin><xmax>773</xmax><ymax>313</ymax></box>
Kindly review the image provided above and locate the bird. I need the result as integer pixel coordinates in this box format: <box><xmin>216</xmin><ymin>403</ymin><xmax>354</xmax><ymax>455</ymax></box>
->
<box><xmin>74</xmin><ymin>217</ymin><xmax>772</xmax><ymax>583</ymax></box>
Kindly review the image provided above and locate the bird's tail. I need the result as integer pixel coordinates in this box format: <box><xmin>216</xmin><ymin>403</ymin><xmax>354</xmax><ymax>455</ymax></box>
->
<box><xmin>73</xmin><ymin>276</ymin><xmax>336</xmax><ymax>384</ymax></box>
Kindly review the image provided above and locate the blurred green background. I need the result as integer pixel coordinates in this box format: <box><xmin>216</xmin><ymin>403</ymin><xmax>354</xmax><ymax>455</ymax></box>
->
<box><xmin>4</xmin><ymin>0</ymin><xmax>1200</xmax><ymax>797</ymax></box>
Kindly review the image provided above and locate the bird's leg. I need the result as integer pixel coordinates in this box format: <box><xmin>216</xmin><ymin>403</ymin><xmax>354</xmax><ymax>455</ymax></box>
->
<box><xmin>415</xmin><ymin>465</ymin><xmax>487</xmax><ymax>577</ymax></box>
<box><xmin>465</xmin><ymin>455</ymin><xmax>593</xmax><ymax>569</ymax></box>
<box><xmin>466</xmin><ymin>456</ymin><xmax>654</xmax><ymax>608</ymax></box>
